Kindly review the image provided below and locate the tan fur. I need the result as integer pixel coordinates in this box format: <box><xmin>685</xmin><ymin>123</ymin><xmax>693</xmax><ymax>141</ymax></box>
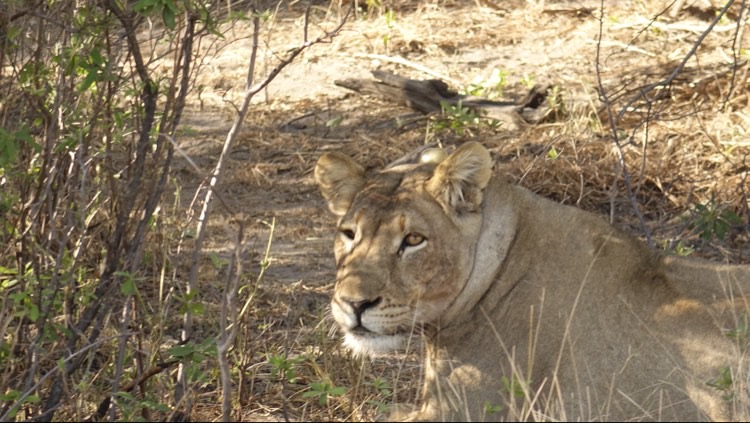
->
<box><xmin>314</xmin><ymin>142</ymin><xmax>750</xmax><ymax>421</ymax></box>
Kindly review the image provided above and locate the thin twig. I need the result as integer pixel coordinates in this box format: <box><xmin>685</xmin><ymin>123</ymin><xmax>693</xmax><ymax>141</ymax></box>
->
<box><xmin>217</xmin><ymin>218</ymin><xmax>244</xmax><ymax>421</ymax></box>
<box><xmin>594</xmin><ymin>0</ymin><xmax>653</xmax><ymax>246</ymax></box>
<box><xmin>176</xmin><ymin>3</ymin><xmax>351</xmax><ymax>411</ymax></box>
<box><xmin>615</xmin><ymin>0</ymin><xmax>737</xmax><ymax>127</ymax></box>
<box><xmin>721</xmin><ymin>0</ymin><xmax>748</xmax><ymax>112</ymax></box>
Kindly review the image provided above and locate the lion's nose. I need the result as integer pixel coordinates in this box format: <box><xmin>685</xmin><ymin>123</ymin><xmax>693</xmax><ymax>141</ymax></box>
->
<box><xmin>343</xmin><ymin>297</ymin><xmax>382</xmax><ymax>319</ymax></box>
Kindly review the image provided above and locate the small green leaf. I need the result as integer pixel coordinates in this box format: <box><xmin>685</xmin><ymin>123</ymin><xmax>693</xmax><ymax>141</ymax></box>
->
<box><xmin>120</xmin><ymin>278</ymin><xmax>136</xmax><ymax>296</ymax></box>
<box><xmin>329</xmin><ymin>386</ymin><xmax>347</xmax><ymax>396</ymax></box>
<box><xmin>209</xmin><ymin>252</ymin><xmax>228</xmax><ymax>270</ymax></box>
<box><xmin>90</xmin><ymin>48</ymin><xmax>104</xmax><ymax>66</ymax></box>
<box><xmin>162</xmin><ymin>5</ymin><xmax>176</xmax><ymax>29</ymax></box>
<box><xmin>168</xmin><ymin>344</ymin><xmax>195</xmax><ymax>358</ymax></box>
<box><xmin>326</xmin><ymin>116</ymin><xmax>343</xmax><ymax>128</ymax></box>
<box><xmin>707</xmin><ymin>366</ymin><xmax>733</xmax><ymax>391</ymax></box>
<box><xmin>189</xmin><ymin>302</ymin><xmax>205</xmax><ymax>315</ymax></box>
<box><xmin>133</xmin><ymin>0</ymin><xmax>158</xmax><ymax>13</ymax></box>
<box><xmin>1</xmin><ymin>279</ymin><xmax>19</xmax><ymax>290</ymax></box>
<box><xmin>0</xmin><ymin>390</ymin><xmax>20</xmax><ymax>401</ymax></box>
<box><xmin>0</xmin><ymin>129</ymin><xmax>19</xmax><ymax>167</ymax></box>
<box><xmin>78</xmin><ymin>72</ymin><xmax>98</xmax><ymax>92</ymax></box>
<box><xmin>27</xmin><ymin>304</ymin><xmax>40</xmax><ymax>322</ymax></box>
<box><xmin>484</xmin><ymin>400</ymin><xmax>503</xmax><ymax>414</ymax></box>
<box><xmin>141</xmin><ymin>399</ymin><xmax>170</xmax><ymax>412</ymax></box>
<box><xmin>501</xmin><ymin>375</ymin><xmax>526</xmax><ymax>399</ymax></box>
<box><xmin>23</xmin><ymin>394</ymin><xmax>40</xmax><ymax>404</ymax></box>
<box><xmin>0</xmin><ymin>266</ymin><xmax>18</xmax><ymax>275</ymax></box>
<box><xmin>115</xmin><ymin>391</ymin><xmax>137</xmax><ymax>402</ymax></box>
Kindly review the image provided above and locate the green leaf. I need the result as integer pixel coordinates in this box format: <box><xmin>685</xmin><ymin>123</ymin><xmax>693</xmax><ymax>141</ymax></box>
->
<box><xmin>115</xmin><ymin>391</ymin><xmax>137</xmax><ymax>402</ymax></box>
<box><xmin>0</xmin><ymin>390</ymin><xmax>20</xmax><ymax>401</ymax></box>
<box><xmin>501</xmin><ymin>375</ymin><xmax>526</xmax><ymax>399</ymax></box>
<box><xmin>23</xmin><ymin>394</ymin><xmax>40</xmax><ymax>404</ymax></box>
<box><xmin>15</xmin><ymin>128</ymin><xmax>39</xmax><ymax>152</ymax></box>
<box><xmin>1</xmin><ymin>278</ymin><xmax>19</xmax><ymax>290</ymax></box>
<box><xmin>329</xmin><ymin>386</ymin><xmax>347</xmax><ymax>396</ymax></box>
<box><xmin>168</xmin><ymin>344</ymin><xmax>196</xmax><ymax>358</ymax></box>
<box><xmin>89</xmin><ymin>47</ymin><xmax>103</xmax><ymax>66</ymax></box>
<box><xmin>116</xmin><ymin>271</ymin><xmax>137</xmax><ymax>296</ymax></box>
<box><xmin>162</xmin><ymin>5</ymin><xmax>176</xmax><ymax>29</ymax></box>
<box><xmin>121</xmin><ymin>278</ymin><xmax>136</xmax><ymax>296</ymax></box>
<box><xmin>79</xmin><ymin>71</ymin><xmax>98</xmax><ymax>92</ymax></box>
<box><xmin>133</xmin><ymin>0</ymin><xmax>158</xmax><ymax>13</ymax></box>
<box><xmin>27</xmin><ymin>304</ymin><xmax>40</xmax><ymax>322</ymax></box>
<box><xmin>141</xmin><ymin>399</ymin><xmax>170</xmax><ymax>412</ymax></box>
<box><xmin>484</xmin><ymin>400</ymin><xmax>503</xmax><ymax>414</ymax></box>
<box><xmin>714</xmin><ymin>221</ymin><xmax>729</xmax><ymax>241</ymax></box>
<box><xmin>209</xmin><ymin>252</ymin><xmax>228</xmax><ymax>270</ymax></box>
<box><xmin>326</xmin><ymin>116</ymin><xmax>343</xmax><ymax>128</ymax></box>
<box><xmin>0</xmin><ymin>129</ymin><xmax>19</xmax><ymax>167</ymax></box>
<box><xmin>707</xmin><ymin>366</ymin><xmax>733</xmax><ymax>391</ymax></box>
<box><xmin>53</xmin><ymin>136</ymin><xmax>79</xmax><ymax>153</ymax></box>
<box><xmin>0</xmin><ymin>266</ymin><xmax>18</xmax><ymax>275</ymax></box>
<box><xmin>188</xmin><ymin>302</ymin><xmax>205</xmax><ymax>315</ymax></box>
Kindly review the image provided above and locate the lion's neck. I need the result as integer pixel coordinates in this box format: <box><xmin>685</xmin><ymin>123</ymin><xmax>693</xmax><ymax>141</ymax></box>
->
<box><xmin>442</xmin><ymin>179</ymin><xmax>520</xmax><ymax>326</ymax></box>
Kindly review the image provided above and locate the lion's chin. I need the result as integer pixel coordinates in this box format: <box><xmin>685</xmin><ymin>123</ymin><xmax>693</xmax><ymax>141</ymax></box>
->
<box><xmin>343</xmin><ymin>331</ymin><xmax>406</xmax><ymax>357</ymax></box>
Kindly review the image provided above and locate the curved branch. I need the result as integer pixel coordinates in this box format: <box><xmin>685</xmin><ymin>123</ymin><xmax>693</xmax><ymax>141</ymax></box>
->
<box><xmin>615</xmin><ymin>0</ymin><xmax>737</xmax><ymax>126</ymax></box>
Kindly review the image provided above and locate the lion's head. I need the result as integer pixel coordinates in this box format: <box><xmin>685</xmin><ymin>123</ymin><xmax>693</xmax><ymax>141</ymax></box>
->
<box><xmin>314</xmin><ymin>142</ymin><xmax>492</xmax><ymax>356</ymax></box>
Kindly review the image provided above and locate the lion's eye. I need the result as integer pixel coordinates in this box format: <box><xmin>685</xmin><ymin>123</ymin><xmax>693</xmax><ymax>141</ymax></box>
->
<box><xmin>339</xmin><ymin>228</ymin><xmax>356</xmax><ymax>240</ymax></box>
<box><xmin>404</xmin><ymin>233</ymin><xmax>425</xmax><ymax>246</ymax></box>
<box><xmin>398</xmin><ymin>232</ymin><xmax>426</xmax><ymax>256</ymax></box>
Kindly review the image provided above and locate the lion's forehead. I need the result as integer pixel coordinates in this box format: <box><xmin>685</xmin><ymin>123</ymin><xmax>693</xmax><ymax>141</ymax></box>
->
<box><xmin>347</xmin><ymin>172</ymin><xmax>436</xmax><ymax>220</ymax></box>
<box><xmin>364</xmin><ymin>165</ymin><xmax>433</xmax><ymax>194</ymax></box>
<box><xmin>349</xmin><ymin>194</ymin><xmax>440</xmax><ymax>234</ymax></box>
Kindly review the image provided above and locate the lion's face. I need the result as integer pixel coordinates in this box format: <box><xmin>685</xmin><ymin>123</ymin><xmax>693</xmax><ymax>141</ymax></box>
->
<box><xmin>315</xmin><ymin>143</ymin><xmax>492</xmax><ymax>356</ymax></box>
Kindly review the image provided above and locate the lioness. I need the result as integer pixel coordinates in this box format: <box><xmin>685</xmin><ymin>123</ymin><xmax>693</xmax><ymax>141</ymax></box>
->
<box><xmin>314</xmin><ymin>141</ymin><xmax>750</xmax><ymax>421</ymax></box>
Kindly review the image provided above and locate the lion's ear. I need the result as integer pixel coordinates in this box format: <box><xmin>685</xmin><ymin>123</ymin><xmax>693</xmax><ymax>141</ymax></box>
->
<box><xmin>427</xmin><ymin>142</ymin><xmax>492</xmax><ymax>213</ymax></box>
<box><xmin>315</xmin><ymin>152</ymin><xmax>366</xmax><ymax>217</ymax></box>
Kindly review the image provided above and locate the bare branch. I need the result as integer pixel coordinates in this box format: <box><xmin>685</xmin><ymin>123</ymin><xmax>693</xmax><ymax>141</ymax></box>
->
<box><xmin>594</xmin><ymin>0</ymin><xmax>653</xmax><ymax>246</ymax></box>
<box><xmin>175</xmin><ymin>3</ymin><xmax>351</xmax><ymax>412</ymax></box>
<box><xmin>615</xmin><ymin>0</ymin><xmax>737</xmax><ymax>126</ymax></box>
<box><xmin>721</xmin><ymin>0</ymin><xmax>748</xmax><ymax>111</ymax></box>
<box><xmin>217</xmin><ymin>219</ymin><xmax>245</xmax><ymax>422</ymax></box>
